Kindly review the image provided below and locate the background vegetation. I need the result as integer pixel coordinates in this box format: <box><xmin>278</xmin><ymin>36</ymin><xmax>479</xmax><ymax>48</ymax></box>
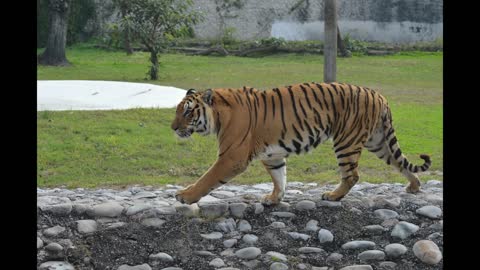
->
<box><xmin>37</xmin><ymin>45</ymin><xmax>442</xmax><ymax>188</ymax></box>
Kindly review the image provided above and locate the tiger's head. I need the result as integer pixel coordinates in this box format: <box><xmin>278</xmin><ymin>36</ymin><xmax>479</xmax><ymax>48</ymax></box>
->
<box><xmin>171</xmin><ymin>88</ymin><xmax>215</xmax><ymax>138</ymax></box>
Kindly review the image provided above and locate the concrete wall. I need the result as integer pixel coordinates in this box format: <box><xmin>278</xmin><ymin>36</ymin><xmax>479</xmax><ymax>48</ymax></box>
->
<box><xmin>191</xmin><ymin>0</ymin><xmax>443</xmax><ymax>43</ymax></box>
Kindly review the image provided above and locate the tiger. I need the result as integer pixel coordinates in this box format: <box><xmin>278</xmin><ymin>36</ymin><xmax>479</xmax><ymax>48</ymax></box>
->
<box><xmin>171</xmin><ymin>82</ymin><xmax>431</xmax><ymax>205</ymax></box>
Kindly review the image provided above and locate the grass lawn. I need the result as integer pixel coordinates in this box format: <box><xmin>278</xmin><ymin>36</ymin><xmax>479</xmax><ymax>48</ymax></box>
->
<box><xmin>37</xmin><ymin>45</ymin><xmax>443</xmax><ymax>188</ymax></box>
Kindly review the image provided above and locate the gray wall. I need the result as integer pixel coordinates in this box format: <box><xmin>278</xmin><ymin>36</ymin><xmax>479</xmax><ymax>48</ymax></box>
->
<box><xmin>191</xmin><ymin>0</ymin><xmax>443</xmax><ymax>43</ymax></box>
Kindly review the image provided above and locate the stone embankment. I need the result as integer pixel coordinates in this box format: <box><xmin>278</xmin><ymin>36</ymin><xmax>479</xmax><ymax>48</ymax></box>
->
<box><xmin>37</xmin><ymin>180</ymin><xmax>443</xmax><ymax>270</ymax></box>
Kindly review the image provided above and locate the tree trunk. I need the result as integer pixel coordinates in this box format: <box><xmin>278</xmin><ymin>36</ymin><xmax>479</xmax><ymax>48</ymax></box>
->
<box><xmin>120</xmin><ymin>4</ymin><xmax>133</xmax><ymax>55</ymax></box>
<box><xmin>149</xmin><ymin>51</ymin><xmax>159</xmax><ymax>80</ymax></box>
<box><xmin>324</xmin><ymin>0</ymin><xmax>337</xmax><ymax>83</ymax></box>
<box><xmin>38</xmin><ymin>0</ymin><xmax>71</xmax><ymax>66</ymax></box>
<box><xmin>124</xmin><ymin>27</ymin><xmax>133</xmax><ymax>55</ymax></box>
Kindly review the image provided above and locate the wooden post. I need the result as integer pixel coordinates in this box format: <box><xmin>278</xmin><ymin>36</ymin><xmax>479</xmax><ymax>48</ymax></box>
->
<box><xmin>324</xmin><ymin>0</ymin><xmax>337</xmax><ymax>82</ymax></box>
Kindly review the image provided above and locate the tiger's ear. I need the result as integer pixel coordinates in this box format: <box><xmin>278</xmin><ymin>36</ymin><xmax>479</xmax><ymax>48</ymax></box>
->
<box><xmin>186</xmin><ymin>89</ymin><xmax>196</xmax><ymax>96</ymax></box>
<box><xmin>202</xmin><ymin>89</ymin><xmax>213</xmax><ymax>105</ymax></box>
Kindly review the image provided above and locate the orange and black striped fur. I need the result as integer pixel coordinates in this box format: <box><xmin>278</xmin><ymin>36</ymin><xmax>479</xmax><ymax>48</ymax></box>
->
<box><xmin>171</xmin><ymin>82</ymin><xmax>431</xmax><ymax>205</ymax></box>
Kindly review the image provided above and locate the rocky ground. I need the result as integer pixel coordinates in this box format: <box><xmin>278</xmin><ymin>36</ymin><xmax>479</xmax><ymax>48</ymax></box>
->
<box><xmin>37</xmin><ymin>180</ymin><xmax>443</xmax><ymax>270</ymax></box>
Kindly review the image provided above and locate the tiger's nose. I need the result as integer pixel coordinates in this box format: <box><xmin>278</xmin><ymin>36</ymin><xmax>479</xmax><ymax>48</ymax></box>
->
<box><xmin>171</xmin><ymin>122</ymin><xmax>178</xmax><ymax>131</ymax></box>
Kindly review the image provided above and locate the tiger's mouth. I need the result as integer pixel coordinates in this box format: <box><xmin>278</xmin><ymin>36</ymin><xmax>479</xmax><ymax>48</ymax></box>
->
<box><xmin>176</xmin><ymin>128</ymin><xmax>193</xmax><ymax>138</ymax></box>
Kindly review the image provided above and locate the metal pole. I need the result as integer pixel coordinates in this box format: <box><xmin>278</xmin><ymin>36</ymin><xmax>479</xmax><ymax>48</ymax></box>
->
<box><xmin>324</xmin><ymin>0</ymin><xmax>337</xmax><ymax>82</ymax></box>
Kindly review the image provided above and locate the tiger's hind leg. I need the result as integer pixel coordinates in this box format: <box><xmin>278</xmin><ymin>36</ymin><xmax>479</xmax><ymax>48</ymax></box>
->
<box><xmin>322</xmin><ymin>145</ymin><xmax>363</xmax><ymax>201</ymax></box>
<box><xmin>364</xmin><ymin>128</ymin><xmax>421</xmax><ymax>193</ymax></box>
<box><xmin>261</xmin><ymin>158</ymin><xmax>287</xmax><ymax>206</ymax></box>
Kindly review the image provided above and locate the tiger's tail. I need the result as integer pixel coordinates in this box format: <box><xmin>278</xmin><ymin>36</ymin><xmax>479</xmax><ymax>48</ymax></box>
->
<box><xmin>382</xmin><ymin>107</ymin><xmax>432</xmax><ymax>173</ymax></box>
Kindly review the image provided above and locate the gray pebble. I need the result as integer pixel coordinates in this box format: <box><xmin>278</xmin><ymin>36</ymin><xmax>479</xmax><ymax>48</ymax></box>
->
<box><xmin>318</xmin><ymin>229</ymin><xmax>334</xmax><ymax>243</ymax></box>
<box><xmin>194</xmin><ymin>250</ymin><xmax>216</xmax><ymax>256</ymax></box>
<box><xmin>298</xmin><ymin>247</ymin><xmax>324</xmax><ymax>253</ymax></box>
<box><xmin>296</xmin><ymin>200</ymin><xmax>316</xmax><ymax>211</ymax></box>
<box><xmin>297</xmin><ymin>263</ymin><xmax>308</xmax><ymax>270</ymax></box>
<box><xmin>362</xmin><ymin>225</ymin><xmax>384</xmax><ymax>235</ymax></box>
<box><xmin>141</xmin><ymin>218</ymin><xmax>165</xmax><ymax>228</ymax></box>
<box><xmin>254</xmin><ymin>203</ymin><xmax>264</xmax><ymax>214</ymax></box>
<box><xmin>391</xmin><ymin>221</ymin><xmax>419</xmax><ymax>239</ymax></box>
<box><xmin>118</xmin><ymin>264</ymin><xmax>152</xmax><ymax>270</ymax></box>
<box><xmin>288</xmin><ymin>232</ymin><xmax>311</xmax><ymax>241</ymax></box>
<box><xmin>43</xmin><ymin>225</ymin><xmax>66</xmax><ymax>237</ymax></box>
<box><xmin>223</xmin><ymin>239</ymin><xmax>237</xmax><ymax>248</ymax></box>
<box><xmin>425</xmin><ymin>180</ymin><xmax>442</xmax><ymax>188</ymax></box>
<box><xmin>160</xmin><ymin>267</ymin><xmax>182</xmax><ymax>270</ymax></box>
<box><xmin>358</xmin><ymin>250</ymin><xmax>385</xmax><ymax>261</ymax></box>
<box><xmin>37</xmin><ymin>196</ymin><xmax>73</xmax><ymax>215</ymax></box>
<box><xmin>211</xmin><ymin>190</ymin><xmax>236</xmax><ymax>199</ymax></box>
<box><xmin>220</xmin><ymin>249</ymin><xmax>235</xmax><ymax>257</ymax></box>
<box><xmin>271</xmin><ymin>222</ymin><xmax>286</xmax><ymax>229</ymax></box>
<box><xmin>416</xmin><ymin>205</ymin><xmax>442</xmax><ymax>219</ymax></box>
<box><xmin>201</xmin><ymin>232</ymin><xmax>223</xmax><ymax>240</ymax></box>
<box><xmin>305</xmin><ymin>220</ymin><xmax>319</xmax><ymax>232</ymax></box>
<box><xmin>174</xmin><ymin>203</ymin><xmax>199</xmax><ymax>217</ymax></box>
<box><xmin>133</xmin><ymin>191</ymin><xmax>157</xmax><ymax>199</ymax></box>
<box><xmin>235</xmin><ymin>247</ymin><xmax>261</xmax><ymax>259</ymax></box>
<box><xmin>385</xmin><ymin>243</ymin><xmax>408</xmax><ymax>258</ymax></box>
<box><xmin>37</xmin><ymin>237</ymin><xmax>43</xmax><ymax>249</ymax></box>
<box><xmin>126</xmin><ymin>204</ymin><xmax>152</xmax><ymax>216</ymax></box>
<box><xmin>378</xmin><ymin>261</ymin><xmax>397</xmax><ymax>269</ymax></box>
<box><xmin>45</xmin><ymin>243</ymin><xmax>63</xmax><ymax>252</ymax></box>
<box><xmin>76</xmin><ymin>220</ymin><xmax>97</xmax><ymax>234</ymax></box>
<box><xmin>155</xmin><ymin>206</ymin><xmax>176</xmax><ymax>215</ymax></box>
<box><xmin>199</xmin><ymin>203</ymin><xmax>228</xmax><ymax>219</ymax></box>
<box><xmin>216</xmin><ymin>218</ymin><xmax>237</xmax><ymax>233</ymax></box>
<box><xmin>326</xmin><ymin>253</ymin><xmax>343</xmax><ymax>263</ymax></box>
<box><xmin>427</xmin><ymin>232</ymin><xmax>443</xmax><ymax>241</ymax></box>
<box><xmin>38</xmin><ymin>261</ymin><xmax>75</xmax><ymax>270</ymax></box>
<box><xmin>242</xmin><ymin>234</ymin><xmax>258</xmax><ymax>245</ymax></box>
<box><xmin>381</xmin><ymin>219</ymin><xmax>399</xmax><ymax>228</ymax></box>
<box><xmin>374</xmin><ymin>209</ymin><xmax>399</xmax><ymax>220</ymax></box>
<box><xmin>429</xmin><ymin>220</ymin><xmax>443</xmax><ymax>230</ymax></box>
<box><xmin>316</xmin><ymin>201</ymin><xmax>342</xmax><ymax>208</ymax></box>
<box><xmin>339</xmin><ymin>266</ymin><xmax>373</xmax><ymax>270</ymax></box>
<box><xmin>266</xmin><ymin>251</ymin><xmax>288</xmax><ymax>262</ymax></box>
<box><xmin>149</xmin><ymin>252</ymin><xmax>173</xmax><ymax>262</ymax></box>
<box><xmin>229</xmin><ymin>203</ymin><xmax>248</xmax><ymax>218</ymax></box>
<box><xmin>270</xmin><ymin>262</ymin><xmax>289</xmax><ymax>270</ymax></box>
<box><xmin>238</xmin><ymin>220</ymin><xmax>252</xmax><ymax>232</ymax></box>
<box><xmin>342</xmin><ymin>241</ymin><xmax>376</xmax><ymax>250</ymax></box>
<box><xmin>90</xmin><ymin>201</ymin><xmax>124</xmax><ymax>217</ymax></box>
<box><xmin>372</xmin><ymin>195</ymin><xmax>401</xmax><ymax>208</ymax></box>
<box><xmin>271</xmin><ymin>212</ymin><xmax>296</xmax><ymax>218</ymax></box>
<box><xmin>209</xmin><ymin>258</ymin><xmax>225</xmax><ymax>267</ymax></box>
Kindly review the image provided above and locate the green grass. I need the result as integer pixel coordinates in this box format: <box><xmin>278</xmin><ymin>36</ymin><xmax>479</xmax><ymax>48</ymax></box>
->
<box><xmin>37</xmin><ymin>45</ymin><xmax>442</xmax><ymax>188</ymax></box>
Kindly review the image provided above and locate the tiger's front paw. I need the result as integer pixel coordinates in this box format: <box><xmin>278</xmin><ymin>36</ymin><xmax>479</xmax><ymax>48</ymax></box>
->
<box><xmin>175</xmin><ymin>184</ymin><xmax>201</xmax><ymax>204</ymax></box>
<box><xmin>406</xmin><ymin>184</ymin><xmax>421</xmax><ymax>194</ymax></box>
<box><xmin>261</xmin><ymin>194</ymin><xmax>281</xmax><ymax>206</ymax></box>
<box><xmin>321</xmin><ymin>191</ymin><xmax>345</xmax><ymax>201</ymax></box>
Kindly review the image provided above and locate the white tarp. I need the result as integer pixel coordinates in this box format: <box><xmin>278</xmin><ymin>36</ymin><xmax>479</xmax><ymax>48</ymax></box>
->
<box><xmin>37</xmin><ymin>80</ymin><xmax>187</xmax><ymax>111</ymax></box>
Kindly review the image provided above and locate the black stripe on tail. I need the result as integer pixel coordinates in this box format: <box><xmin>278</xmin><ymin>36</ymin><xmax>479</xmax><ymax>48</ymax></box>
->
<box><xmin>383</xmin><ymin>109</ymin><xmax>432</xmax><ymax>173</ymax></box>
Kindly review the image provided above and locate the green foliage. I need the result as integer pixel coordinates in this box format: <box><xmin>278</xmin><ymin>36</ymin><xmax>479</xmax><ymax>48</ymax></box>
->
<box><xmin>343</xmin><ymin>34</ymin><xmax>368</xmax><ymax>53</ymax></box>
<box><xmin>125</xmin><ymin>0</ymin><xmax>202</xmax><ymax>79</ymax></box>
<box><xmin>67</xmin><ymin>0</ymin><xmax>96</xmax><ymax>46</ymax></box>
<box><xmin>221</xmin><ymin>27</ymin><xmax>237</xmax><ymax>45</ymax></box>
<box><xmin>258</xmin><ymin>37</ymin><xmax>287</xmax><ymax>47</ymax></box>
<box><xmin>37</xmin><ymin>0</ymin><xmax>96</xmax><ymax>48</ymax></box>
<box><xmin>100</xmin><ymin>23</ymin><xmax>123</xmax><ymax>49</ymax></box>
